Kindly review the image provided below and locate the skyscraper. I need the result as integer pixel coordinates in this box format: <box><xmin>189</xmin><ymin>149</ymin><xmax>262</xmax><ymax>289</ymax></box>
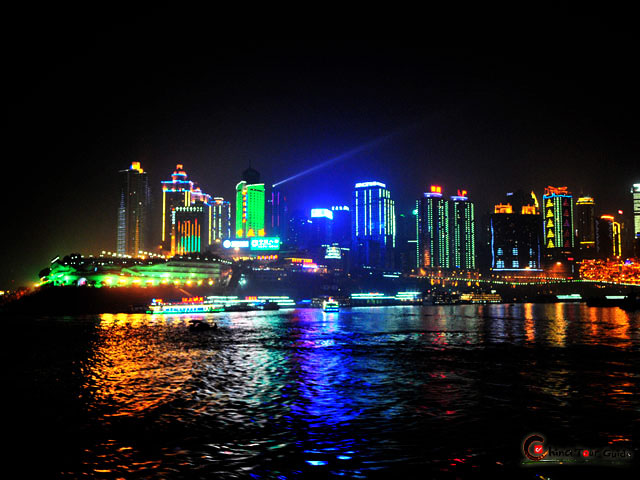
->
<box><xmin>416</xmin><ymin>185</ymin><xmax>449</xmax><ymax>269</ymax></box>
<box><xmin>269</xmin><ymin>186</ymin><xmax>288</xmax><ymax>242</ymax></box>
<box><xmin>117</xmin><ymin>162</ymin><xmax>150</xmax><ymax>256</ymax></box>
<box><xmin>353</xmin><ymin>181</ymin><xmax>396</xmax><ymax>270</ymax></box>
<box><xmin>235</xmin><ymin>167</ymin><xmax>265</xmax><ymax>238</ymax></box>
<box><xmin>211</xmin><ymin>197</ymin><xmax>231</xmax><ymax>242</ymax></box>
<box><xmin>450</xmin><ymin>190</ymin><xmax>476</xmax><ymax>270</ymax></box>
<box><xmin>490</xmin><ymin>191</ymin><xmax>542</xmax><ymax>271</ymax></box>
<box><xmin>542</xmin><ymin>186</ymin><xmax>574</xmax><ymax>252</ymax></box>
<box><xmin>330</xmin><ymin>206</ymin><xmax>351</xmax><ymax>247</ymax></box>
<box><xmin>576</xmin><ymin>196</ymin><xmax>596</xmax><ymax>258</ymax></box>
<box><xmin>596</xmin><ymin>214</ymin><xmax>622</xmax><ymax>259</ymax></box>
<box><xmin>161</xmin><ymin>164</ymin><xmax>194</xmax><ymax>249</ymax></box>
<box><xmin>633</xmin><ymin>183</ymin><xmax>640</xmax><ymax>256</ymax></box>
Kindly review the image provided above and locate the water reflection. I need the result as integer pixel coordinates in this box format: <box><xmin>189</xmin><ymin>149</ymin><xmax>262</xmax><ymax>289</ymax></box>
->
<box><xmin>28</xmin><ymin>304</ymin><xmax>638</xmax><ymax>477</ymax></box>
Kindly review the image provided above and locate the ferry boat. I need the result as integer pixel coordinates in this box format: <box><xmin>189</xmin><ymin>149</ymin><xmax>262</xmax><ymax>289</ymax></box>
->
<box><xmin>322</xmin><ymin>299</ymin><xmax>340</xmax><ymax>312</ymax></box>
<box><xmin>147</xmin><ymin>297</ymin><xmax>224</xmax><ymax>315</ymax></box>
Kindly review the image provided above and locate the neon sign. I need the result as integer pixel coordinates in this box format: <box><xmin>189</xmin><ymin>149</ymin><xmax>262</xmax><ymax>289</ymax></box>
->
<box><xmin>249</xmin><ymin>237</ymin><xmax>280</xmax><ymax>250</ymax></box>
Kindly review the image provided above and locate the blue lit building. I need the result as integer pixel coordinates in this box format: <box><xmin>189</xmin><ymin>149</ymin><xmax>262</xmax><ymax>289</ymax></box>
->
<box><xmin>352</xmin><ymin>181</ymin><xmax>396</xmax><ymax>270</ymax></box>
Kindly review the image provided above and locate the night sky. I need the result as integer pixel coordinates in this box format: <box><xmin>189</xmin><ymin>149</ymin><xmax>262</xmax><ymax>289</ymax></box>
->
<box><xmin>3</xmin><ymin>12</ymin><xmax>639</xmax><ymax>287</ymax></box>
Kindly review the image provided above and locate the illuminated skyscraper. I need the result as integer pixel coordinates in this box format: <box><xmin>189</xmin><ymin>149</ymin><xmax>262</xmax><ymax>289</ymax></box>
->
<box><xmin>596</xmin><ymin>214</ymin><xmax>622</xmax><ymax>259</ymax></box>
<box><xmin>490</xmin><ymin>191</ymin><xmax>542</xmax><ymax>271</ymax></box>
<box><xmin>117</xmin><ymin>162</ymin><xmax>150</xmax><ymax>256</ymax></box>
<box><xmin>353</xmin><ymin>181</ymin><xmax>396</xmax><ymax>270</ymax></box>
<box><xmin>542</xmin><ymin>186</ymin><xmax>574</xmax><ymax>252</ymax></box>
<box><xmin>450</xmin><ymin>190</ymin><xmax>476</xmax><ymax>270</ymax></box>
<box><xmin>171</xmin><ymin>202</ymin><xmax>210</xmax><ymax>255</ymax></box>
<box><xmin>330</xmin><ymin>206</ymin><xmax>351</xmax><ymax>247</ymax></box>
<box><xmin>576</xmin><ymin>196</ymin><xmax>596</xmax><ymax>257</ymax></box>
<box><xmin>269</xmin><ymin>186</ymin><xmax>288</xmax><ymax>242</ymax></box>
<box><xmin>235</xmin><ymin>167</ymin><xmax>265</xmax><ymax>238</ymax></box>
<box><xmin>161</xmin><ymin>164</ymin><xmax>194</xmax><ymax>249</ymax></box>
<box><xmin>211</xmin><ymin>197</ymin><xmax>231</xmax><ymax>242</ymax></box>
<box><xmin>633</xmin><ymin>183</ymin><xmax>640</xmax><ymax>255</ymax></box>
<box><xmin>416</xmin><ymin>185</ymin><xmax>449</xmax><ymax>269</ymax></box>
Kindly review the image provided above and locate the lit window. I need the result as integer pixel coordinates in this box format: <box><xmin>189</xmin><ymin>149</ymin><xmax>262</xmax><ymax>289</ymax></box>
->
<box><xmin>496</xmin><ymin>260</ymin><xmax>505</xmax><ymax>268</ymax></box>
<box><xmin>513</xmin><ymin>248</ymin><xmax>518</xmax><ymax>255</ymax></box>
<box><xmin>497</xmin><ymin>248</ymin><xmax>503</xmax><ymax>256</ymax></box>
<box><xmin>513</xmin><ymin>260</ymin><xmax>519</xmax><ymax>268</ymax></box>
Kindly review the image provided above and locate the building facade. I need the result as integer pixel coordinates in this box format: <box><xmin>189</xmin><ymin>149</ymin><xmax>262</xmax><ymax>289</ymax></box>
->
<box><xmin>596</xmin><ymin>214</ymin><xmax>622</xmax><ymax>259</ymax></box>
<box><xmin>416</xmin><ymin>186</ymin><xmax>450</xmax><ymax>270</ymax></box>
<box><xmin>161</xmin><ymin>164</ymin><xmax>194</xmax><ymax>250</ymax></box>
<box><xmin>171</xmin><ymin>203</ymin><xmax>211</xmax><ymax>255</ymax></box>
<box><xmin>542</xmin><ymin>186</ymin><xmax>574</xmax><ymax>253</ymax></box>
<box><xmin>633</xmin><ymin>183</ymin><xmax>640</xmax><ymax>256</ymax></box>
<box><xmin>450</xmin><ymin>190</ymin><xmax>476</xmax><ymax>270</ymax></box>
<box><xmin>235</xmin><ymin>167</ymin><xmax>265</xmax><ymax>238</ymax></box>
<box><xmin>575</xmin><ymin>196</ymin><xmax>596</xmax><ymax>258</ymax></box>
<box><xmin>490</xmin><ymin>191</ymin><xmax>542</xmax><ymax>271</ymax></box>
<box><xmin>352</xmin><ymin>181</ymin><xmax>396</xmax><ymax>270</ymax></box>
<box><xmin>117</xmin><ymin>162</ymin><xmax>150</xmax><ymax>256</ymax></box>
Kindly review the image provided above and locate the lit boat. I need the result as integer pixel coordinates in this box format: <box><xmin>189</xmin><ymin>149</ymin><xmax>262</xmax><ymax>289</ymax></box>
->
<box><xmin>322</xmin><ymin>299</ymin><xmax>340</xmax><ymax>312</ymax></box>
<box><xmin>147</xmin><ymin>297</ymin><xmax>224</xmax><ymax>315</ymax></box>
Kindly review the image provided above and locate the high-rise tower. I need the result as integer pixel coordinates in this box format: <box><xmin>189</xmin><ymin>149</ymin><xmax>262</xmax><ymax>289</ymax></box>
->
<box><xmin>450</xmin><ymin>190</ymin><xmax>476</xmax><ymax>270</ymax></box>
<box><xmin>161</xmin><ymin>164</ymin><xmax>194</xmax><ymax>249</ymax></box>
<box><xmin>235</xmin><ymin>167</ymin><xmax>265</xmax><ymax>238</ymax></box>
<box><xmin>117</xmin><ymin>162</ymin><xmax>150</xmax><ymax>256</ymax></box>
<box><xmin>542</xmin><ymin>186</ymin><xmax>574</xmax><ymax>252</ymax></box>
<box><xmin>576</xmin><ymin>196</ymin><xmax>596</xmax><ymax>258</ymax></box>
<box><xmin>416</xmin><ymin>185</ymin><xmax>449</xmax><ymax>269</ymax></box>
<box><xmin>352</xmin><ymin>181</ymin><xmax>396</xmax><ymax>270</ymax></box>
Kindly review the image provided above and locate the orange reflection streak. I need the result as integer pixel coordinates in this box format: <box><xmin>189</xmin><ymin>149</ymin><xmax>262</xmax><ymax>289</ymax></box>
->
<box><xmin>548</xmin><ymin>303</ymin><xmax>566</xmax><ymax>347</ymax></box>
<box><xmin>602</xmin><ymin>308</ymin><xmax>631</xmax><ymax>349</ymax></box>
<box><xmin>524</xmin><ymin>303</ymin><xmax>534</xmax><ymax>343</ymax></box>
<box><xmin>88</xmin><ymin>314</ymin><xmax>208</xmax><ymax>417</ymax></box>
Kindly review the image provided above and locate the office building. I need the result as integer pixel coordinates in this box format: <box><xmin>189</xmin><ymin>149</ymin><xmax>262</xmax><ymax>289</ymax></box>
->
<box><xmin>161</xmin><ymin>164</ymin><xmax>194</xmax><ymax>249</ymax></box>
<box><xmin>117</xmin><ymin>162</ymin><xmax>150</xmax><ymax>256</ymax></box>
<box><xmin>576</xmin><ymin>196</ymin><xmax>596</xmax><ymax>258</ymax></box>
<box><xmin>211</xmin><ymin>197</ymin><xmax>231</xmax><ymax>242</ymax></box>
<box><xmin>596</xmin><ymin>214</ymin><xmax>622</xmax><ymax>259</ymax></box>
<box><xmin>353</xmin><ymin>181</ymin><xmax>396</xmax><ymax>270</ymax></box>
<box><xmin>235</xmin><ymin>167</ymin><xmax>265</xmax><ymax>238</ymax></box>
<box><xmin>633</xmin><ymin>184</ymin><xmax>640</xmax><ymax>256</ymax></box>
<box><xmin>490</xmin><ymin>191</ymin><xmax>542</xmax><ymax>271</ymax></box>
<box><xmin>542</xmin><ymin>186</ymin><xmax>574</xmax><ymax>253</ymax></box>
<box><xmin>416</xmin><ymin>185</ymin><xmax>449</xmax><ymax>269</ymax></box>
<box><xmin>269</xmin><ymin>186</ymin><xmax>288</xmax><ymax>243</ymax></box>
<box><xmin>172</xmin><ymin>202</ymin><xmax>210</xmax><ymax>255</ymax></box>
<box><xmin>450</xmin><ymin>190</ymin><xmax>476</xmax><ymax>270</ymax></box>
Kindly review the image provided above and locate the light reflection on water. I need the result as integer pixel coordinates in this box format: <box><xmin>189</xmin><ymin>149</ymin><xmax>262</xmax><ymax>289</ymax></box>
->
<box><xmin>15</xmin><ymin>303</ymin><xmax>640</xmax><ymax>478</ymax></box>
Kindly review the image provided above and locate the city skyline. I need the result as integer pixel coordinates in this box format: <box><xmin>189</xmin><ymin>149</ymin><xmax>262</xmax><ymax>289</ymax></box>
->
<box><xmin>4</xmin><ymin>19</ymin><xmax>640</xmax><ymax>287</ymax></box>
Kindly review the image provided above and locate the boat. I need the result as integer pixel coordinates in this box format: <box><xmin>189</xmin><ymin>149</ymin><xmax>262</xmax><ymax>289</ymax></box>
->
<box><xmin>147</xmin><ymin>297</ymin><xmax>224</xmax><ymax>315</ymax></box>
<box><xmin>223</xmin><ymin>303</ymin><xmax>255</xmax><ymax>312</ymax></box>
<box><xmin>188</xmin><ymin>319</ymin><xmax>217</xmax><ymax>331</ymax></box>
<box><xmin>257</xmin><ymin>300</ymin><xmax>280</xmax><ymax>311</ymax></box>
<box><xmin>322</xmin><ymin>299</ymin><xmax>340</xmax><ymax>312</ymax></box>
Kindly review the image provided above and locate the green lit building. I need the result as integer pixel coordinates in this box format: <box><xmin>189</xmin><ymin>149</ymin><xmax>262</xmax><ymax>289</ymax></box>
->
<box><xmin>40</xmin><ymin>253</ymin><xmax>233</xmax><ymax>288</ymax></box>
<box><xmin>450</xmin><ymin>191</ymin><xmax>476</xmax><ymax>270</ymax></box>
<box><xmin>542</xmin><ymin>186</ymin><xmax>574</xmax><ymax>252</ymax></box>
<box><xmin>417</xmin><ymin>185</ymin><xmax>450</xmax><ymax>269</ymax></box>
<box><xmin>235</xmin><ymin>167</ymin><xmax>265</xmax><ymax>238</ymax></box>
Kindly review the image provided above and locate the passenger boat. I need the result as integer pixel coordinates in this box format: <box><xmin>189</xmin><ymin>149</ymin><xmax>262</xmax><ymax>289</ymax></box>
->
<box><xmin>147</xmin><ymin>297</ymin><xmax>224</xmax><ymax>314</ymax></box>
<box><xmin>322</xmin><ymin>299</ymin><xmax>340</xmax><ymax>312</ymax></box>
